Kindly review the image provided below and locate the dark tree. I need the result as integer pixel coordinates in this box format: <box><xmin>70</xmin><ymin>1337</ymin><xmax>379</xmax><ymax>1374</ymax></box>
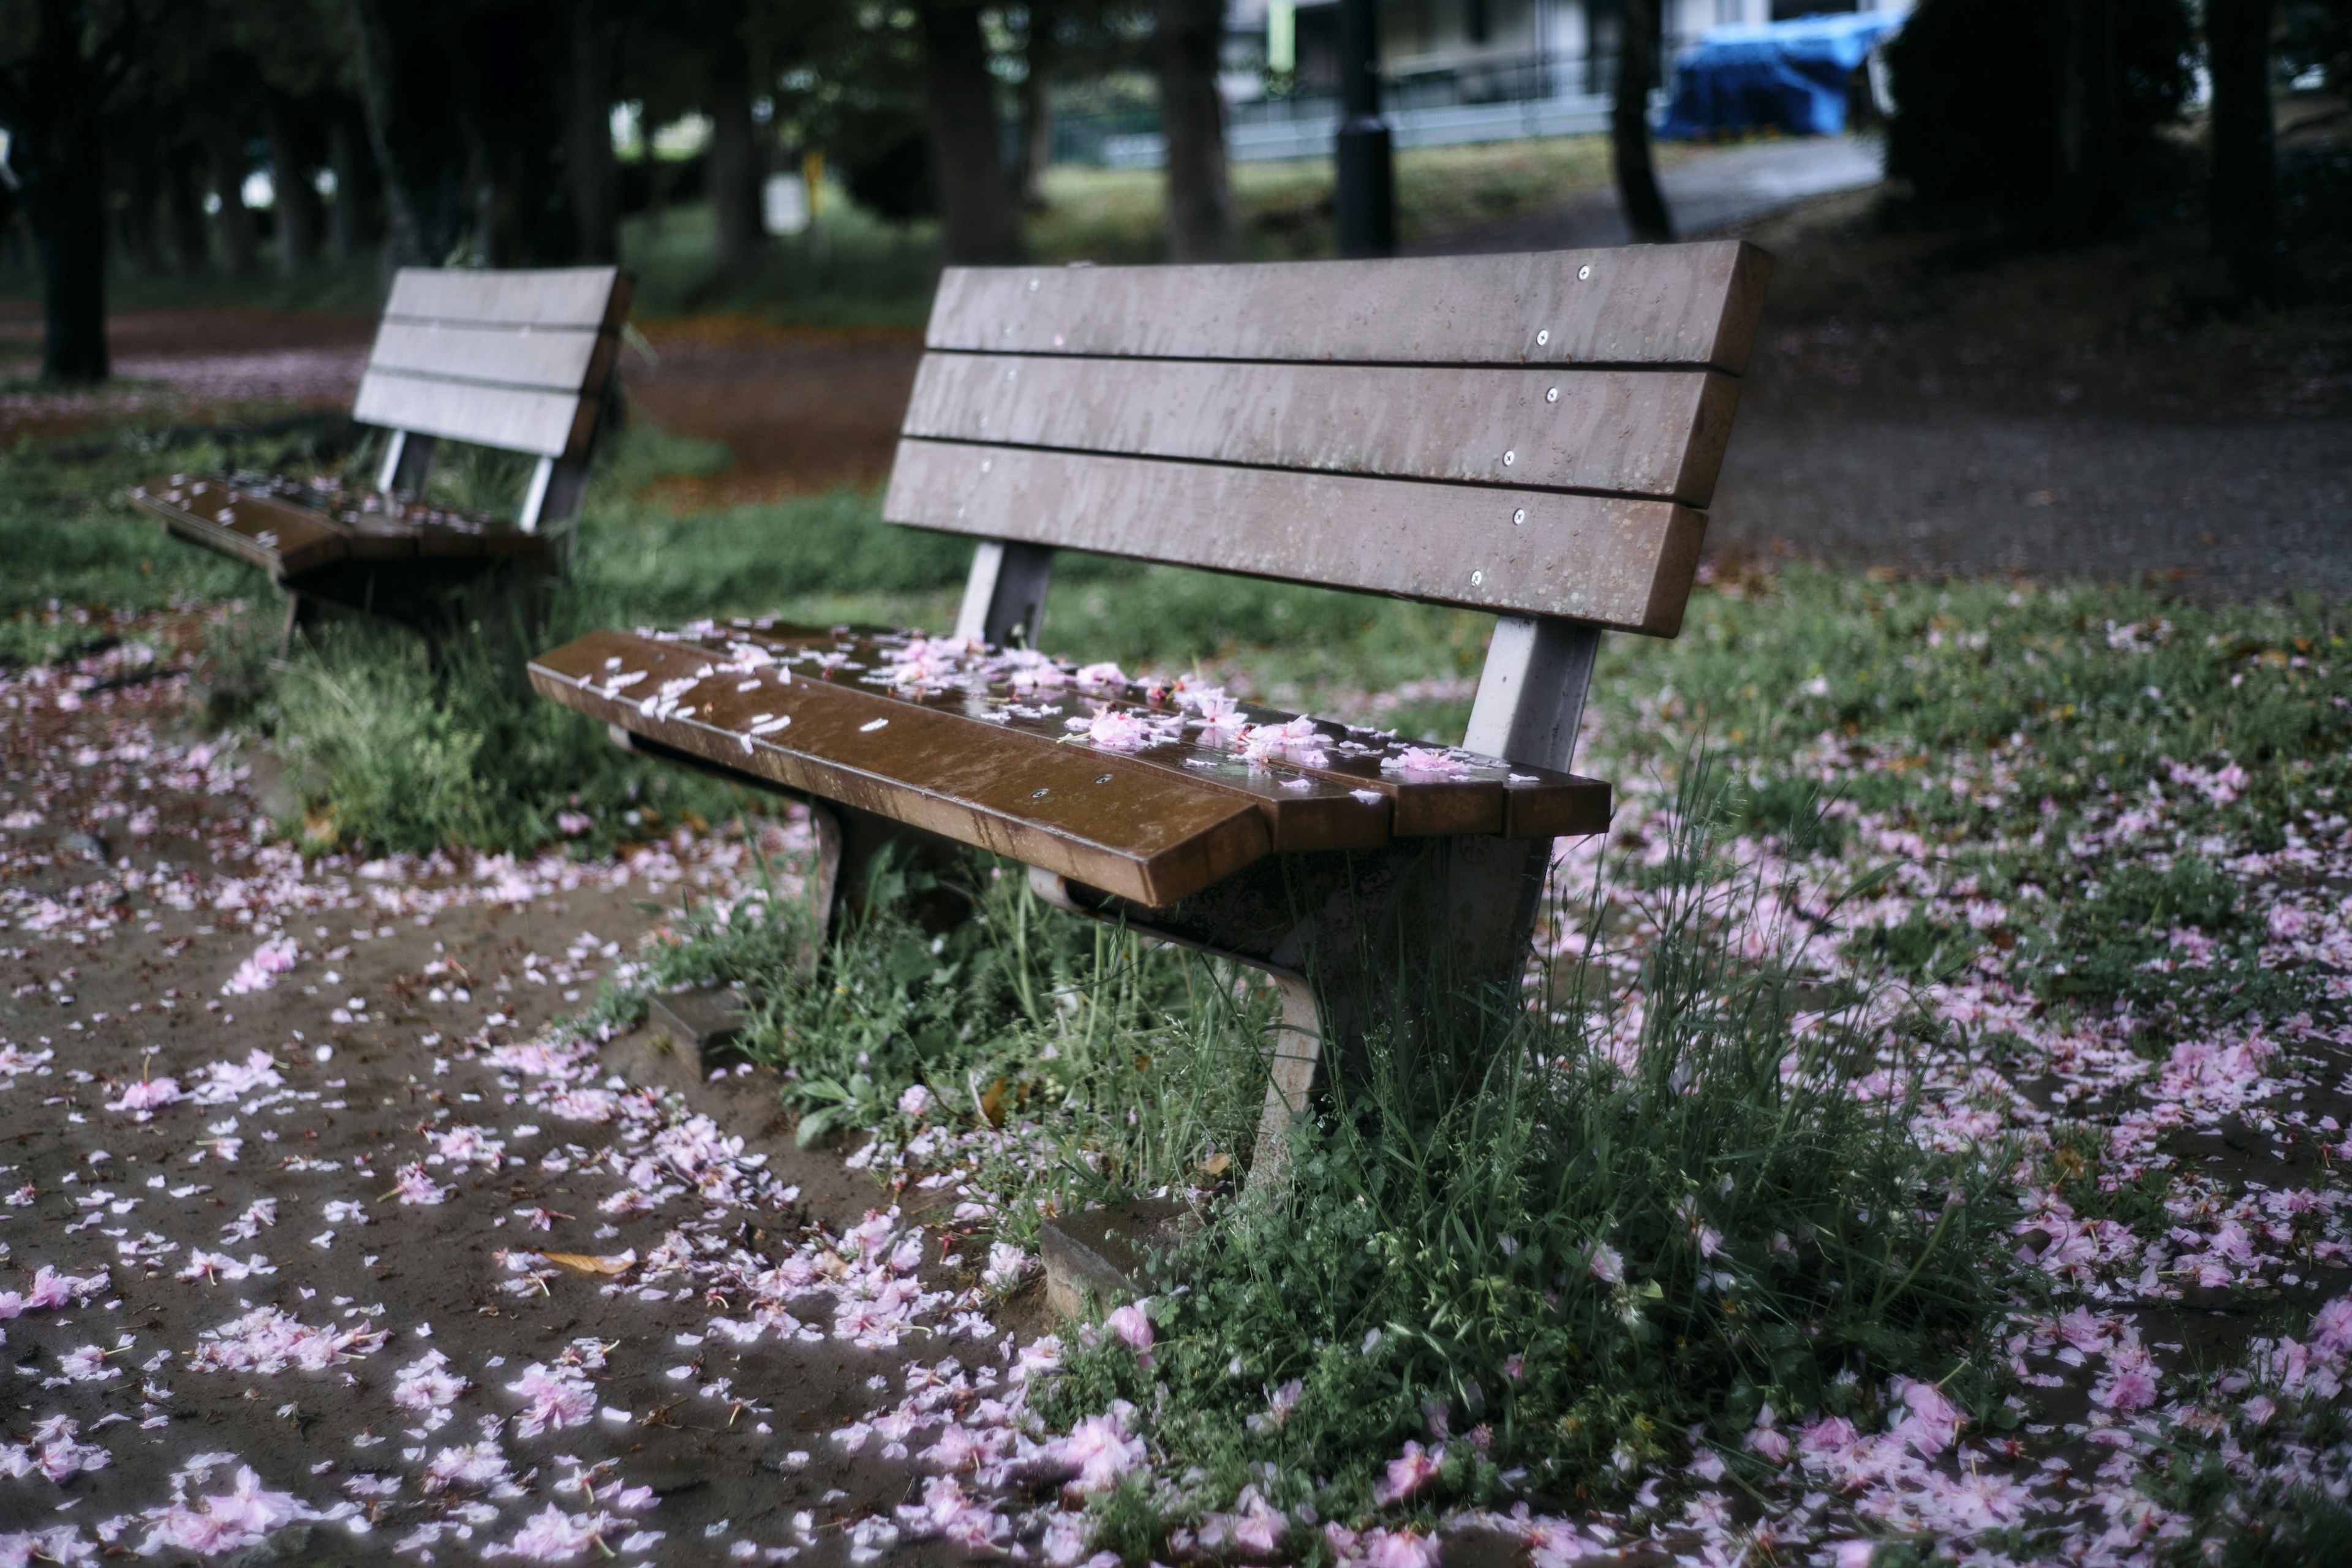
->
<box><xmin>565</xmin><ymin>0</ymin><xmax>626</xmax><ymax>265</ymax></box>
<box><xmin>919</xmin><ymin>0</ymin><xmax>1024</xmax><ymax>263</ymax></box>
<box><xmin>265</xmin><ymin>91</ymin><xmax>327</xmax><ymax>277</ymax></box>
<box><xmin>0</xmin><ymin>0</ymin><xmax>141</xmax><ymax>382</ymax></box>
<box><xmin>348</xmin><ymin>0</ymin><xmax>483</xmax><ymax>266</ymax></box>
<box><xmin>1012</xmin><ymin>1</ymin><xmax>1059</xmax><ymax>211</ymax></box>
<box><xmin>1611</xmin><ymin>0</ymin><xmax>1674</xmax><ymax>243</ymax></box>
<box><xmin>1887</xmin><ymin>0</ymin><xmax>2193</xmax><ymax>232</ymax></box>
<box><xmin>1158</xmin><ymin>0</ymin><xmax>1234</xmax><ymax>261</ymax></box>
<box><xmin>2207</xmin><ymin>0</ymin><xmax>2280</xmax><ymax>300</ymax></box>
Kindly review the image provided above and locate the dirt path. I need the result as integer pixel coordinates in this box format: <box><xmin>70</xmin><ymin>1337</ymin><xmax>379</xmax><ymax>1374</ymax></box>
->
<box><xmin>0</xmin><ymin>627</ymin><xmax>1026</xmax><ymax>1559</ymax></box>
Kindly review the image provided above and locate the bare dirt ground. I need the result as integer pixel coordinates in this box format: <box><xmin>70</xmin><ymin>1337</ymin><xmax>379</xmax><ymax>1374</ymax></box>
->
<box><xmin>0</xmin><ymin>629</ymin><xmax>1019</xmax><ymax>1558</ymax></box>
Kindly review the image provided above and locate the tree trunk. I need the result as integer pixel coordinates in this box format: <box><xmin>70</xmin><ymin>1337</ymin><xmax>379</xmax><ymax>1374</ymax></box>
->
<box><xmin>4</xmin><ymin>0</ymin><xmax>116</xmax><ymax>380</ymax></box>
<box><xmin>710</xmin><ymin>62</ymin><xmax>766</xmax><ymax>274</ymax></box>
<box><xmin>37</xmin><ymin>108</ymin><xmax>110</xmax><ymax>381</ymax></box>
<box><xmin>206</xmin><ymin>118</ymin><xmax>260</xmax><ymax>277</ymax></box>
<box><xmin>1157</xmin><ymin>0</ymin><xmax>1235</xmax><ymax>262</ymax></box>
<box><xmin>1014</xmin><ymin>1</ymin><xmax>1057</xmax><ymax>211</ymax></box>
<box><xmin>567</xmin><ymin>0</ymin><xmax>622</xmax><ymax>265</ymax></box>
<box><xmin>2207</xmin><ymin>0</ymin><xmax>2278</xmax><ymax>301</ymax></box>
<box><xmin>1610</xmin><ymin>0</ymin><xmax>1674</xmax><ymax>244</ymax></box>
<box><xmin>324</xmin><ymin>111</ymin><xmax>371</xmax><ymax>261</ymax></box>
<box><xmin>919</xmin><ymin>1</ymin><xmax>1025</xmax><ymax>265</ymax></box>
<box><xmin>122</xmin><ymin>131</ymin><xmax>173</xmax><ymax>279</ymax></box>
<box><xmin>165</xmin><ymin>139</ymin><xmax>213</xmax><ymax>276</ymax></box>
<box><xmin>265</xmin><ymin>95</ymin><xmax>325</xmax><ymax>279</ymax></box>
<box><xmin>2055</xmin><ymin>0</ymin><xmax>2122</xmax><ymax>236</ymax></box>
<box><xmin>347</xmin><ymin>0</ymin><xmax>432</xmax><ymax>267</ymax></box>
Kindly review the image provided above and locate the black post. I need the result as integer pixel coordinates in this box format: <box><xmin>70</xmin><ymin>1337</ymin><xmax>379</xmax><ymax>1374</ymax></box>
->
<box><xmin>2207</xmin><ymin>0</ymin><xmax>2279</xmax><ymax>301</ymax></box>
<box><xmin>1334</xmin><ymin>0</ymin><xmax>1393</xmax><ymax>258</ymax></box>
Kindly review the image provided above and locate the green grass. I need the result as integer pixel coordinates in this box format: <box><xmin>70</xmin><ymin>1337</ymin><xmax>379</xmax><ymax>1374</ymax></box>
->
<box><xmin>12</xmin><ymin>404</ymin><xmax>2352</xmax><ymax>1549</ymax></box>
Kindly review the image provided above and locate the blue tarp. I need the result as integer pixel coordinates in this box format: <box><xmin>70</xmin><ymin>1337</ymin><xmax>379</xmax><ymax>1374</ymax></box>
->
<box><xmin>1661</xmin><ymin>13</ymin><xmax>1902</xmax><ymax>140</ymax></box>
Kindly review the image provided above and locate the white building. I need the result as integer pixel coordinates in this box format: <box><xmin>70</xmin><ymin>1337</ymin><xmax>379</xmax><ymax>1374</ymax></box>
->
<box><xmin>1096</xmin><ymin>1</ymin><xmax>1913</xmax><ymax>166</ymax></box>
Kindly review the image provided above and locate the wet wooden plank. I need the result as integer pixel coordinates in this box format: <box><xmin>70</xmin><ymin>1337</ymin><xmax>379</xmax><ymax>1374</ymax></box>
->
<box><xmin>905</xmin><ymin>357</ymin><xmax>1740</xmax><ymax>507</ymax></box>
<box><xmin>352</xmin><ymin>371</ymin><xmax>599</xmax><ymax>459</ymax></box>
<box><xmin>545</xmin><ymin>622</ymin><xmax>1602</xmax><ymax>845</ymax></box>
<box><xmin>132</xmin><ymin>478</ymin><xmax>350</xmax><ymax>577</ymax></box>
<box><xmin>545</xmin><ymin>625</ymin><xmax>1391</xmax><ymax>851</ymax></box>
<box><xmin>382</xmin><ymin>265</ymin><xmax>630</xmax><ymax>331</ymax></box>
<box><xmin>132</xmin><ymin>474</ymin><xmax>551</xmax><ymax>575</ymax></box>
<box><xmin>1054</xmin><ymin>679</ymin><xmax>1609</xmax><ymax>839</ymax></box>
<box><xmin>927</xmin><ymin>242</ymin><xmax>1772</xmax><ymax>374</ymax></box>
<box><xmin>884</xmin><ymin>440</ymin><xmax>1706</xmax><ymax>636</ymax></box>
<box><xmin>366</xmin><ymin>320</ymin><xmax>614</xmax><ymax>393</ymax></box>
<box><xmin>531</xmin><ymin>630</ymin><xmax>1387</xmax><ymax>908</ymax></box>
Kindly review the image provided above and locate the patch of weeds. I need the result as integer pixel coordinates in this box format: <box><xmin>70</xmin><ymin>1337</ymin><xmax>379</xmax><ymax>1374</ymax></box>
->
<box><xmin>592</xmin><ymin>850</ymin><xmax>1271</xmax><ymax>1180</ymax></box>
<box><xmin>271</xmin><ymin>592</ymin><xmax>740</xmax><ymax>856</ymax></box>
<box><xmin>2046</xmin><ymin>1125</ymin><xmax>2176</xmax><ymax>1234</ymax></box>
<box><xmin>1033</xmin><ymin>761</ymin><xmax>2013</xmax><ymax>1536</ymax></box>
<box><xmin>1845</xmin><ymin>907</ymin><xmax>1981</xmax><ymax>982</ymax></box>
<box><xmin>189</xmin><ymin>600</ymin><xmax>284</xmax><ymax>730</ymax></box>
<box><xmin>2027</xmin><ymin>856</ymin><xmax>2319</xmax><ymax>1026</ymax></box>
<box><xmin>1734</xmin><ymin>772</ymin><xmax>1848</xmax><ymax>855</ymax></box>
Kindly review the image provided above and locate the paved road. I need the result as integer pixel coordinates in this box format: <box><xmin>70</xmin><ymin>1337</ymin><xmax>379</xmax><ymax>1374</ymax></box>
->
<box><xmin>1709</xmin><ymin>409</ymin><xmax>2352</xmax><ymax>599</ymax></box>
<box><xmin>1412</xmin><ymin>135</ymin><xmax>1887</xmax><ymax>254</ymax></box>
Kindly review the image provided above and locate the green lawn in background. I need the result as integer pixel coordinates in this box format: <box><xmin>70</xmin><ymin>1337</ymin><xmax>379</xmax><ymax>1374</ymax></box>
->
<box><xmin>0</xmin><ymin>134</ymin><xmax>1648</xmax><ymax>329</ymax></box>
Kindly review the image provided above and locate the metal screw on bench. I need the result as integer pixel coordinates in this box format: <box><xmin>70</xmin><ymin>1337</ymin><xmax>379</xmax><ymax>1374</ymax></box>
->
<box><xmin>1335</xmin><ymin>0</ymin><xmax>1395</xmax><ymax>259</ymax></box>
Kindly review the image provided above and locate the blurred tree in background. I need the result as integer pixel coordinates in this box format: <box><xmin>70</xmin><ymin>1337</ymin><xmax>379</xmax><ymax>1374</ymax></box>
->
<box><xmin>1885</xmin><ymin>0</ymin><xmax>2195</xmax><ymax>236</ymax></box>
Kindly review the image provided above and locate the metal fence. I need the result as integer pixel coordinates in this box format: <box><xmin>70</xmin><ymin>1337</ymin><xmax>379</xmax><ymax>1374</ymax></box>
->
<box><xmin>1053</xmin><ymin>51</ymin><xmax>1626</xmax><ymax>168</ymax></box>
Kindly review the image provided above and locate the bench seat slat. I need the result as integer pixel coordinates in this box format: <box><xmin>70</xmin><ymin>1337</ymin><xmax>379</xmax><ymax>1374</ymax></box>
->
<box><xmin>134</xmin><ymin>480</ymin><xmax>350</xmax><ymax>577</ymax></box>
<box><xmin>906</xmin><ymin>356</ymin><xmax>1740</xmax><ymax>507</ymax></box>
<box><xmin>130</xmin><ymin>478</ymin><xmax>547</xmax><ymax>579</ymax></box>
<box><xmin>1067</xmin><ymin>684</ymin><xmax>1609</xmax><ymax>838</ymax></box>
<box><xmin>366</xmin><ymin>320</ymin><xmax>614</xmax><ymax>394</ymax></box>
<box><xmin>537</xmin><ymin>624</ymin><xmax>1394</xmax><ymax>850</ymax></box>
<box><xmin>928</xmin><ymin>243</ymin><xmax>1770</xmax><ymax>374</ymax></box>
<box><xmin>352</xmin><ymin>369</ymin><xmax>600</xmax><ymax>459</ymax></box>
<box><xmin>532</xmin><ymin>630</ymin><xmax>1404</xmax><ymax>908</ymax></box>
<box><xmin>884</xmin><ymin>440</ymin><xmax>1705</xmax><ymax>636</ymax></box>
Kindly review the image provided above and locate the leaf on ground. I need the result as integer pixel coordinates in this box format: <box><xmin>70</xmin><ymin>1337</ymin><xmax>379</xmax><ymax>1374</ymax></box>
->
<box><xmin>542</xmin><ymin>1250</ymin><xmax>638</xmax><ymax>1275</ymax></box>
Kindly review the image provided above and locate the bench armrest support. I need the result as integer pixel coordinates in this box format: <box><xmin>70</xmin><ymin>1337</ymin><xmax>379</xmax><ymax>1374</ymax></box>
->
<box><xmin>954</xmin><ymin>538</ymin><xmax>1057</xmax><ymax>647</ymax></box>
<box><xmin>1463</xmin><ymin>616</ymin><xmax>1601</xmax><ymax>774</ymax></box>
<box><xmin>377</xmin><ymin>430</ymin><xmax>437</xmax><ymax>498</ymax></box>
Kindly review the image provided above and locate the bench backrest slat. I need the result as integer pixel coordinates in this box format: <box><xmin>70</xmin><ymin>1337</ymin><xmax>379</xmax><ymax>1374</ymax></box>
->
<box><xmin>352</xmin><ymin>265</ymin><xmax>630</xmax><ymax>460</ymax></box>
<box><xmin>925</xmin><ymin>245</ymin><xmax>1768</xmax><ymax>371</ymax></box>
<box><xmin>894</xmin><ymin>439</ymin><xmax>1701</xmax><ymax>635</ymax></box>
<box><xmin>884</xmin><ymin>243</ymin><xmax>1768</xmax><ymax>636</ymax></box>
<box><xmin>902</xmin><ymin>356</ymin><xmax>1741</xmax><ymax>508</ymax></box>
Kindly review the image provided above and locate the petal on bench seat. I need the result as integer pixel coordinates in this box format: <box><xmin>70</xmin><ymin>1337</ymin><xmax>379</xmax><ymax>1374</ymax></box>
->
<box><xmin>532</xmin><ymin>628</ymin><xmax>1402</xmax><ymax>908</ymax></box>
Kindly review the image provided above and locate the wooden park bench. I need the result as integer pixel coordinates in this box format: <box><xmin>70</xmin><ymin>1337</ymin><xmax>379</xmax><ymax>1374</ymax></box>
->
<box><xmin>132</xmin><ymin>265</ymin><xmax>631</xmax><ymax>643</ymax></box>
<box><xmin>530</xmin><ymin>242</ymin><xmax>1768</xmax><ymax>1183</ymax></box>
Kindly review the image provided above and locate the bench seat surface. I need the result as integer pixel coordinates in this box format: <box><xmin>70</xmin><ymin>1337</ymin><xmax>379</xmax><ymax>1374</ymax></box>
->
<box><xmin>132</xmin><ymin>475</ymin><xmax>552</xmax><ymax>580</ymax></box>
<box><xmin>530</xmin><ymin>624</ymin><xmax>1608</xmax><ymax>908</ymax></box>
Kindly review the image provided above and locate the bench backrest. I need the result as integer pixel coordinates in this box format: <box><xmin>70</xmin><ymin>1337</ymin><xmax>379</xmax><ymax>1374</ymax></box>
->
<box><xmin>881</xmin><ymin>243</ymin><xmax>1769</xmax><ymax>639</ymax></box>
<box><xmin>353</xmin><ymin>265</ymin><xmax>633</xmax><ymax>532</ymax></box>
